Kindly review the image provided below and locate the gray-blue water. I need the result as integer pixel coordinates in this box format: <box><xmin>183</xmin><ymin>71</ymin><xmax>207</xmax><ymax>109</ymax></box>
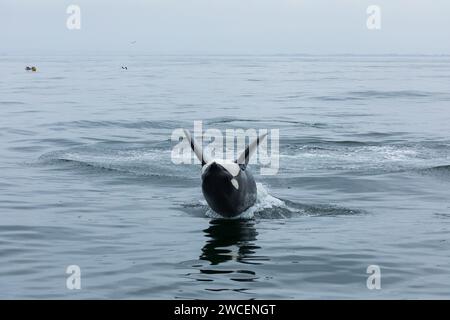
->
<box><xmin>1</xmin><ymin>55</ymin><xmax>450</xmax><ymax>299</ymax></box>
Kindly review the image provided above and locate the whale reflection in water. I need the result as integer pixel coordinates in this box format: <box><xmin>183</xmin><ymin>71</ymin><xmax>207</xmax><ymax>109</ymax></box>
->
<box><xmin>200</xmin><ymin>219</ymin><xmax>268</xmax><ymax>266</ymax></box>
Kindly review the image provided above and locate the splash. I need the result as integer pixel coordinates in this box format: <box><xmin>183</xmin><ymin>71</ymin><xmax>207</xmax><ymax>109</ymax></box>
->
<box><xmin>206</xmin><ymin>183</ymin><xmax>300</xmax><ymax>219</ymax></box>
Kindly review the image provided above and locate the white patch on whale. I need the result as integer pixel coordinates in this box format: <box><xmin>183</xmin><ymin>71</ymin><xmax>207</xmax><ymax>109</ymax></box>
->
<box><xmin>201</xmin><ymin>159</ymin><xmax>240</xmax><ymax>177</ymax></box>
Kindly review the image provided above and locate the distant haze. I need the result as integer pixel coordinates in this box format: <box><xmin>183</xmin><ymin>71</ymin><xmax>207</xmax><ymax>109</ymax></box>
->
<box><xmin>1</xmin><ymin>0</ymin><xmax>449</xmax><ymax>55</ymax></box>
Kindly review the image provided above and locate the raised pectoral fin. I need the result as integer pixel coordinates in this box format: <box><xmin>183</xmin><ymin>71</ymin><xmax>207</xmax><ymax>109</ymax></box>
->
<box><xmin>183</xmin><ymin>129</ymin><xmax>207</xmax><ymax>166</ymax></box>
<box><xmin>235</xmin><ymin>132</ymin><xmax>268</xmax><ymax>169</ymax></box>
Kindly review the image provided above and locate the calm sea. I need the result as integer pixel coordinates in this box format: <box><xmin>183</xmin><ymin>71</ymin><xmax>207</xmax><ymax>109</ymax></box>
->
<box><xmin>1</xmin><ymin>55</ymin><xmax>450</xmax><ymax>298</ymax></box>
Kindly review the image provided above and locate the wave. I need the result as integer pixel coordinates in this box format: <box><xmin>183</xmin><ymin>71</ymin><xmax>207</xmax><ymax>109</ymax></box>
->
<box><xmin>417</xmin><ymin>165</ymin><xmax>450</xmax><ymax>179</ymax></box>
<box><xmin>281</xmin><ymin>142</ymin><xmax>450</xmax><ymax>175</ymax></box>
<box><xmin>42</xmin><ymin>120</ymin><xmax>185</xmax><ymax>130</ymax></box>
<box><xmin>0</xmin><ymin>101</ymin><xmax>26</xmax><ymax>105</ymax></box>
<box><xmin>312</xmin><ymin>90</ymin><xmax>443</xmax><ymax>102</ymax></box>
<box><xmin>39</xmin><ymin>138</ymin><xmax>450</xmax><ymax>183</ymax></box>
<box><xmin>39</xmin><ymin>146</ymin><xmax>199</xmax><ymax>181</ymax></box>
<box><xmin>205</xmin><ymin>117</ymin><xmax>330</xmax><ymax>129</ymax></box>
<box><xmin>348</xmin><ymin>90</ymin><xmax>434</xmax><ymax>98</ymax></box>
<box><xmin>428</xmin><ymin>165</ymin><xmax>450</xmax><ymax>171</ymax></box>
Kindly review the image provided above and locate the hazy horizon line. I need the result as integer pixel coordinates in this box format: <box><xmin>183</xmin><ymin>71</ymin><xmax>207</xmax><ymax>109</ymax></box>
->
<box><xmin>2</xmin><ymin>52</ymin><xmax>450</xmax><ymax>57</ymax></box>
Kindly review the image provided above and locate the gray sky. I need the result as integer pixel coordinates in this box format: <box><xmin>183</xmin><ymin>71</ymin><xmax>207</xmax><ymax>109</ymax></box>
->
<box><xmin>1</xmin><ymin>0</ymin><xmax>449</xmax><ymax>55</ymax></box>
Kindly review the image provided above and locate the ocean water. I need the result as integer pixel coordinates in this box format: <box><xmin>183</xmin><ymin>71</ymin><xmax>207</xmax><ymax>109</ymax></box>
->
<box><xmin>0</xmin><ymin>55</ymin><xmax>450</xmax><ymax>299</ymax></box>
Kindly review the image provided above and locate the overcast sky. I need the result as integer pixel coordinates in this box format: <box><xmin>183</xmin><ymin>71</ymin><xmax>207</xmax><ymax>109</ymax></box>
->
<box><xmin>1</xmin><ymin>0</ymin><xmax>449</xmax><ymax>55</ymax></box>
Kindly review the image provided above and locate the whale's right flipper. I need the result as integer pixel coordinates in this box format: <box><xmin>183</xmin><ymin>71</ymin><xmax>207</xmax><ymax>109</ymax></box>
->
<box><xmin>183</xmin><ymin>129</ymin><xmax>207</xmax><ymax>166</ymax></box>
<box><xmin>235</xmin><ymin>132</ymin><xmax>268</xmax><ymax>170</ymax></box>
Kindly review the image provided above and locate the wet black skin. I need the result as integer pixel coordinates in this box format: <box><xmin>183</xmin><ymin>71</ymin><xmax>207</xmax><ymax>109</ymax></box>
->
<box><xmin>201</xmin><ymin>162</ymin><xmax>257</xmax><ymax>218</ymax></box>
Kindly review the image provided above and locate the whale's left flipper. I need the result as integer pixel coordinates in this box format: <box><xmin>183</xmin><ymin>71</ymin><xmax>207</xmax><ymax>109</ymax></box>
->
<box><xmin>183</xmin><ymin>129</ymin><xmax>208</xmax><ymax>166</ymax></box>
<box><xmin>235</xmin><ymin>132</ymin><xmax>268</xmax><ymax>169</ymax></box>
